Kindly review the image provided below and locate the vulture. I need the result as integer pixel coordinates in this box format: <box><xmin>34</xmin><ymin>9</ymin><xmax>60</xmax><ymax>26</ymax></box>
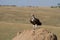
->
<box><xmin>30</xmin><ymin>14</ymin><xmax>42</xmax><ymax>30</ymax></box>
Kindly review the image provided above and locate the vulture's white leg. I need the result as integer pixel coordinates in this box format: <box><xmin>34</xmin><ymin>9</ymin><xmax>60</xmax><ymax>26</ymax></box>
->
<box><xmin>32</xmin><ymin>25</ymin><xmax>35</xmax><ymax>35</ymax></box>
<box><xmin>33</xmin><ymin>25</ymin><xmax>35</xmax><ymax>30</ymax></box>
<box><xmin>35</xmin><ymin>24</ymin><xmax>38</xmax><ymax>29</ymax></box>
<box><xmin>33</xmin><ymin>25</ymin><xmax>34</xmax><ymax>29</ymax></box>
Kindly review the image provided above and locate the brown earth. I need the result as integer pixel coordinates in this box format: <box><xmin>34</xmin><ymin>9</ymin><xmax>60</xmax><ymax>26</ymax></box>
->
<box><xmin>12</xmin><ymin>28</ymin><xmax>57</xmax><ymax>40</ymax></box>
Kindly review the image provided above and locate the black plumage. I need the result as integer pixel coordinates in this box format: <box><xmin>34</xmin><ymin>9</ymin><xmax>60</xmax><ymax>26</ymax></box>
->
<box><xmin>30</xmin><ymin>14</ymin><xmax>42</xmax><ymax>26</ymax></box>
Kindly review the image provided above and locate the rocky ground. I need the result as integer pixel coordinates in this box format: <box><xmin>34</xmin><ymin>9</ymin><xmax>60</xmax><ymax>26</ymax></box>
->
<box><xmin>12</xmin><ymin>28</ymin><xmax>57</xmax><ymax>40</ymax></box>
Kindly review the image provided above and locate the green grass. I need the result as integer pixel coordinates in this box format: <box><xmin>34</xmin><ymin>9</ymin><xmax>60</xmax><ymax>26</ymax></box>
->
<box><xmin>0</xmin><ymin>6</ymin><xmax>60</xmax><ymax>40</ymax></box>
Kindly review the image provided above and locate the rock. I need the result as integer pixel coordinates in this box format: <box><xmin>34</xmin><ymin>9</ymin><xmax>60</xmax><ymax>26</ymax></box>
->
<box><xmin>12</xmin><ymin>28</ymin><xmax>57</xmax><ymax>40</ymax></box>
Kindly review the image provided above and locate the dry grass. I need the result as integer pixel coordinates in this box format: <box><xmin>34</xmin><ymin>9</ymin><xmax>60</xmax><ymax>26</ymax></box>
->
<box><xmin>0</xmin><ymin>6</ymin><xmax>60</xmax><ymax>40</ymax></box>
<box><xmin>0</xmin><ymin>22</ymin><xmax>32</xmax><ymax>40</ymax></box>
<box><xmin>0</xmin><ymin>7</ymin><xmax>60</xmax><ymax>26</ymax></box>
<box><xmin>0</xmin><ymin>22</ymin><xmax>60</xmax><ymax>40</ymax></box>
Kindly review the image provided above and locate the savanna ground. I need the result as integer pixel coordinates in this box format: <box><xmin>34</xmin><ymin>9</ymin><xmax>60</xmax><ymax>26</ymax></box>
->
<box><xmin>0</xmin><ymin>6</ymin><xmax>60</xmax><ymax>40</ymax></box>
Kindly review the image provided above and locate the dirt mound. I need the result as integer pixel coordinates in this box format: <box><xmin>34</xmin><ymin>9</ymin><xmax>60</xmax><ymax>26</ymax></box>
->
<box><xmin>12</xmin><ymin>28</ymin><xmax>57</xmax><ymax>40</ymax></box>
